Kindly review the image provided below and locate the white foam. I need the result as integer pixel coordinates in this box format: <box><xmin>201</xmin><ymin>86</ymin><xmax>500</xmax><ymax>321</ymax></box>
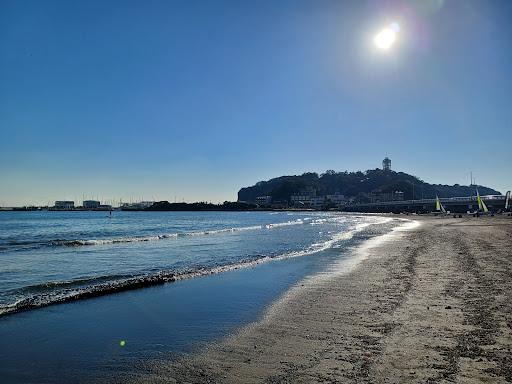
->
<box><xmin>258</xmin><ymin>218</ymin><xmax>420</xmax><ymax>324</ymax></box>
<box><xmin>58</xmin><ymin>218</ymin><xmax>360</xmax><ymax>248</ymax></box>
<box><xmin>265</xmin><ymin>219</ymin><xmax>304</xmax><ymax>229</ymax></box>
<box><xmin>56</xmin><ymin>225</ymin><xmax>266</xmax><ymax>247</ymax></box>
<box><xmin>1</xmin><ymin>216</ymin><xmax>406</xmax><ymax>316</ymax></box>
<box><xmin>320</xmin><ymin>218</ymin><xmax>420</xmax><ymax>278</ymax></box>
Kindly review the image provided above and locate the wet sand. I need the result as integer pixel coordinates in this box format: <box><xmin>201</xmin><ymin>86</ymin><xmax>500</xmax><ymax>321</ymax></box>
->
<box><xmin>133</xmin><ymin>216</ymin><xmax>512</xmax><ymax>383</ymax></box>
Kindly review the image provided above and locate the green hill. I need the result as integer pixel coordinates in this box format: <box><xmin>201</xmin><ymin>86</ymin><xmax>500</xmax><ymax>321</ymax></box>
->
<box><xmin>237</xmin><ymin>169</ymin><xmax>501</xmax><ymax>202</ymax></box>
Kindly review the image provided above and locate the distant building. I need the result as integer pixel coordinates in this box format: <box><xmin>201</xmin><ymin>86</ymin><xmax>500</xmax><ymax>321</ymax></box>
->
<box><xmin>290</xmin><ymin>194</ymin><xmax>313</xmax><ymax>206</ymax></box>
<box><xmin>290</xmin><ymin>187</ymin><xmax>317</xmax><ymax>207</ymax></box>
<box><xmin>290</xmin><ymin>192</ymin><xmax>346</xmax><ymax>210</ymax></box>
<box><xmin>255</xmin><ymin>196</ymin><xmax>272</xmax><ymax>205</ymax></box>
<box><xmin>120</xmin><ymin>201</ymin><xmax>155</xmax><ymax>210</ymax></box>
<box><xmin>394</xmin><ymin>191</ymin><xmax>404</xmax><ymax>201</ymax></box>
<box><xmin>309</xmin><ymin>196</ymin><xmax>326</xmax><ymax>210</ymax></box>
<box><xmin>382</xmin><ymin>157</ymin><xmax>391</xmax><ymax>171</ymax></box>
<box><xmin>54</xmin><ymin>201</ymin><xmax>75</xmax><ymax>210</ymax></box>
<box><xmin>325</xmin><ymin>193</ymin><xmax>346</xmax><ymax>208</ymax></box>
<box><xmin>370</xmin><ymin>191</ymin><xmax>404</xmax><ymax>203</ymax></box>
<box><xmin>83</xmin><ymin>200</ymin><xmax>100</xmax><ymax>209</ymax></box>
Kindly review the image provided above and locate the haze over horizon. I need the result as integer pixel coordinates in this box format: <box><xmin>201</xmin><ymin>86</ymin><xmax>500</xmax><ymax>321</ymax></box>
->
<box><xmin>1</xmin><ymin>0</ymin><xmax>511</xmax><ymax>206</ymax></box>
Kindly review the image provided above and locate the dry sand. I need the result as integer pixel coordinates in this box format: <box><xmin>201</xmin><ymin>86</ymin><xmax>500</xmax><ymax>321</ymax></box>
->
<box><xmin>132</xmin><ymin>216</ymin><xmax>512</xmax><ymax>383</ymax></box>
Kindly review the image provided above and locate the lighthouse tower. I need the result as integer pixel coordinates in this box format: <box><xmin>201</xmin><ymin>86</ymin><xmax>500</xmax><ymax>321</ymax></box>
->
<box><xmin>382</xmin><ymin>157</ymin><xmax>391</xmax><ymax>171</ymax></box>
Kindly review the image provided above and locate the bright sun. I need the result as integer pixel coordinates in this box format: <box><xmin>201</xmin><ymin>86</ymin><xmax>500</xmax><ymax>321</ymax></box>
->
<box><xmin>374</xmin><ymin>22</ymin><xmax>400</xmax><ymax>50</ymax></box>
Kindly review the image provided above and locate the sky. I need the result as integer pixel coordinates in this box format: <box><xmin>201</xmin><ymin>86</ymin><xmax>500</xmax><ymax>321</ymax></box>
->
<box><xmin>1</xmin><ymin>0</ymin><xmax>511</xmax><ymax>206</ymax></box>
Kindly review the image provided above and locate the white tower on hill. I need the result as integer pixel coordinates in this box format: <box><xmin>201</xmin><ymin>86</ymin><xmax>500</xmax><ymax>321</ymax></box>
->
<box><xmin>382</xmin><ymin>157</ymin><xmax>391</xmax><ymax>171</ymax></box>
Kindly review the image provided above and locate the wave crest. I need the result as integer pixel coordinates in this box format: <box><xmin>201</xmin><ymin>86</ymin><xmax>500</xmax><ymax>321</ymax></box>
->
<box><xmin>0</xmin><ymin>220</ymin><xmax>377</xmax><ymax>317</ymax></box>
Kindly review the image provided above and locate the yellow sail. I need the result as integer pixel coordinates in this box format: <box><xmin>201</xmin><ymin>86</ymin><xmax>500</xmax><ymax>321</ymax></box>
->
<box><xmin>435</xmin><ymin>195</ymin><xmax>446</xmax><ymax>213</ymax></box>
<box><xmin>476</xmin><ymin>190</ymin><xmax>488</xmax><ymax>213</ymax></box>
<box><xmin>481</xmin><ymin>199</ymin><xmax>488</xmax><ymax>213</ymax></box>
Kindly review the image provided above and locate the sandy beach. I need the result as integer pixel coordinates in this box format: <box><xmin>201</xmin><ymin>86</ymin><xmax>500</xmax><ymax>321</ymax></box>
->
<box><xmin>132</xmin><ymin>216</ymin><xmax>512</xmax><ymax>383</ymax></box>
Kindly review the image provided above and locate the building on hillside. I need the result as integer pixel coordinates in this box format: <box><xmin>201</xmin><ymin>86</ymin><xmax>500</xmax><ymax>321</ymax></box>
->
<box><xmin>310</xmin><ymin>196</ymin><xmax>328</xmax><ymax>210</ymax></box>
<box><xmin>255</xmin><ymin>196</ymin><xmax>272</xmax><ymax>205</ymax></box>
<box><xmin>325</xmin><ymin>193</ymin><xmax>346</xmax><ymax>208</ymax></box>
<box><xmin>290</xmin><ymin>194</ymin><xmax>312</xmax><ymax>207</ymax></box>
<box><xmin>370</xmin><ymin>191</ymin><xmax>404</xmax><ymax>203</ymax></box>
<box><xmin>394</xmin><ymin>191</ymin><xmax>404</xmax><ymax>201</ymax></box>
<box><xmin>290</xmin><ymin>187</ymin><xmax>318</xmax><ymax>207</ymax></box>
<box><xmin>290</xmin><ymin>192</ymin><xmax>346</xmax><ymax>210</ymax></box>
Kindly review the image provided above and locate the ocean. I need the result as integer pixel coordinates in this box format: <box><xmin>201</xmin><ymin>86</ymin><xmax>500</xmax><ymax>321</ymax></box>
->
<box><xmin>0</xmin><ymin>210</ymin><xmax>400</xmax><ymax>382</ymax></box>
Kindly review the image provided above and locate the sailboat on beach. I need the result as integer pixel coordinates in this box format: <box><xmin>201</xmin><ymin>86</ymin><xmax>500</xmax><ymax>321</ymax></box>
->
<box><xmin>435</xmin><ymin>195</ymin><xmax>447</xmax><ymax>214</ymax></box>
<box><xmin>476</xmin><ymin>188</ymin><xmax>489</xmax><ymax>213</ymax></box>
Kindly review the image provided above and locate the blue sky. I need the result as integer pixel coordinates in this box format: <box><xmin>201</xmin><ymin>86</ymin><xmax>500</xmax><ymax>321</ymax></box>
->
<box><xmin>1</xmin><ymin>0</ymin><xmax>511</xmax><ymax>206</ymax></box>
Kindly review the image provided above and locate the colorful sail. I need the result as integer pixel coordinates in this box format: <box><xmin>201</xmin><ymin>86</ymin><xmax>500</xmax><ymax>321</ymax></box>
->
<box><xmin>435</xmin><ymin>195</ymin><xmax>446</xmax><ymax>213</ymax></box>
<box><xmin>481</xmin><ymin>199</ymin><xmax>488</xmax><ymax>213</ymax></box>
<box><xmin>476</xmin><ymin>189</ymin><xmax>489</xmax><ymax>213</ymax></box>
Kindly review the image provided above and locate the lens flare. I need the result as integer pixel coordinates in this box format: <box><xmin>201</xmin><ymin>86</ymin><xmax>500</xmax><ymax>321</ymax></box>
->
<box><xmin>374</xmin><ymin>23</ymin><xmax>399</xmax><ymax>50</ymax></box>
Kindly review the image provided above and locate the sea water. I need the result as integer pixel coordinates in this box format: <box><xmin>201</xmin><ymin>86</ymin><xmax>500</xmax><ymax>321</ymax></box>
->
<box><xmin>0</xmin><ymin>211</ymin><xmax>399</xmax><ymax>382</ymax></box>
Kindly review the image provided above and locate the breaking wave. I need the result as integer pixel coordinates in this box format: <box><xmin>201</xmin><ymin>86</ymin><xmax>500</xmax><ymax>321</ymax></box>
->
<box><xmin>0</xmin><ymin>221</ymin><xmax>374</xmax><ymax>317</ymax></box>
<box><xmin>2</xmin><ymin>219</ymin><xmax>346</xmax><ymax>251</ymax></box>
<box><xmin>1</xmin><ymin>225</ymin><xmax>267</xmax><ymax>251</ymax></box>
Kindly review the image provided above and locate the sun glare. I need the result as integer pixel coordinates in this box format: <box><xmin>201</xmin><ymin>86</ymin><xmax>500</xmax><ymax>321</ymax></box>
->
<box><xmin>374</xmin><ymin>22</ymin><xmax>400</xmax><ymax>51</ymax></box>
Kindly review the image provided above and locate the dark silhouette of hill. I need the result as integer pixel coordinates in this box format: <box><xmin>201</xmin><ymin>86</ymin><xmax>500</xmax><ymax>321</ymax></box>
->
<box><xmin>237</xmin><ymin>169</ymin><xmax>501</xmax><ymax>202</ymax></box>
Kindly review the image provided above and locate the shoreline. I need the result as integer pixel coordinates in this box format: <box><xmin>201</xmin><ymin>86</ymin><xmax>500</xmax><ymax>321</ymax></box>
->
<box><xmin>1</xmin><ymin>213</ymin><xmax>397</xmax><ymax>383</ymax></box>
<box><xmin>132</xmin><ymin>216</ymin><xmax>512</xmax><ymax>383</ymax></box>
<box><xmin>0</xmin><ymin>215</ymin><xmax>383</xmax><ymax>318</ymax></box>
